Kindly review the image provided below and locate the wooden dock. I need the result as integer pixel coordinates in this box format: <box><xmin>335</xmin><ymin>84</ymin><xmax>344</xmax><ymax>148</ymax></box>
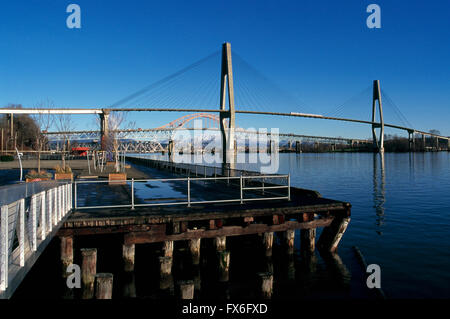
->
<box><xmin>1</xmin><ymin>157</ymin><xmax>351</xmax><ymax>299</ymax></box>
<box><xmin>55</xmin><ymin>157</ymin><xmax>351</xmax><ymax>299</ymax></box>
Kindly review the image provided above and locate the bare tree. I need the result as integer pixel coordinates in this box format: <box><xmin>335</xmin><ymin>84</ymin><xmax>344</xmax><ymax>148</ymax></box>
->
<box><xmin>105</xmin><ymin>112</ymin><xmax>135</xmax><ymax>173</ymax></box>
<box><xmin>32</xmin><ymin>100</ymin><xmax>54</xmax><ymax>173</ymax></box>
<box><xmin>55</xmin><ymin>113</ymin><xmax>75</xmax><ymax>169</ymax></box>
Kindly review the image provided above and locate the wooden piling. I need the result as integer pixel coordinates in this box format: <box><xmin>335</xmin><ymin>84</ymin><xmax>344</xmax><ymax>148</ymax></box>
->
<box><xmin>81</xmin><ymin>248</ymin><xmax>97</xmax><ymax>299</ymax></box>
<box><xmin>163</xmin><ymin>240</ymin><xmax>174</xmax><ymax>257</ymax></box>
<box><xmin>122</xmin><ymin>243</ymin><xmax>135</xmax><ymax>272</ymax></box>
<box><xmin>285</xmin><ymin>229</ymin><xmax>295</xmax><ymax>254</ymax></box>
<box><xmin>178</xmin><ymin>280</ymin><xmax>194</xmax><ymax>299</ymax></box>
<box><xmin>122</xmin><ymin>272</ymin><xmax>136</xmax><ymax>298</ymax></box>
<box><xmin>159</xmin><ymin>256</ymin><xmax>173</xmax><ymax>277</ymax></box>
<box><xmin>258</xmin><ymin>272</ymin><xmax>273</xmax><ymax>299</ymax></box>
<box><xmin>262</xmin><ymin>232</ymin><xmax>273</xmax><ymax>257</ymax></box>
<box><xmin>95</xmin><ymin>273</ymin><xmax>113</xmax><ymax>299</ymax></box>
<box><xmin>189</xmin><ymin>238</ymin><xmax>201</xmax><ymax>265</ymax></box>
<box><xmin>317</xmin><ymin>216</ymin><xmax>350</xmax><ymax>253</ymax></box>
<box><xmin>214</xmin><ymin>236</ymin><xmax>226</xmax><ymax>252</ymax></box>
<box><xmin>218</xmin><ymin>250</ymin><xmax>231</xmax><ymax>282</ymax></box>
<box><xmin>300</xmin><ymin>228</ymin><xmax>316</xmax><ymax>254</ymax></box>
<box><xmin>60</xmin><ymin>236</ymin><xmax>73</xmax><ymax>276</ymax></box>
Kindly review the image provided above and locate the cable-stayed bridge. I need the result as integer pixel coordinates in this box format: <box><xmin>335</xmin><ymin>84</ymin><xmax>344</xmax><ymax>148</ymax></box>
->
<box><xmin>1</xmin><ymin>42</ymin><xmax>449</xmax><ymax>155</ymax></box>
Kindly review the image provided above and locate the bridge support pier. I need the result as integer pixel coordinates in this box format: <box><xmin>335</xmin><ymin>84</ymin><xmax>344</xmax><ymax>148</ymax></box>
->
<box><xmin>295</xmin><ymin>140</ymin><xmax>302</xmax><ymax>153</ymax></box>
<box><xmin>168</xmin><ymin>140</ymin><xmax>174</xmax><ymax>162</ymax></box>
<box><xmin>408</xmin><ymin>131</ymin><xmax>414</xmax><ymax>152</ymax></box>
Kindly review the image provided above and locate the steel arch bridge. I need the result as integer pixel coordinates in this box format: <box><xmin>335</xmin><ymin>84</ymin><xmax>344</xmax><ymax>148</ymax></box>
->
<box><xmin>45</xmin><ymin>113</ymin><xmax>370</xmax><ymax>153</ymax></box>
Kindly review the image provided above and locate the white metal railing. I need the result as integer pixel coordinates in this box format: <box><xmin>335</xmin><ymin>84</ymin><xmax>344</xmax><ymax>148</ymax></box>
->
<box><xmin>73</xmin><ymin>174</ymin><xmax>290</xmax><ymax>210</ymax></box>
<box><xmin>0</xmin><ymin>183</ymin><xmax>72</xmax><ymax>296</ymax></box>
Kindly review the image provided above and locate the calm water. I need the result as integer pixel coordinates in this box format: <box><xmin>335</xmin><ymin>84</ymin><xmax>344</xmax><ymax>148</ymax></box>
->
<box><xmin>145</xmin><ymin>151</ymin><xmax>450</xmax><ymax>298</ymax></box>
<box><xmin>245</xmin><ymin>152</ymin><xmax>450</xmax><ymax>298</ymax></box>
<box><xmin>11</xmin><ymin>152</ymin><xmax>450</xmax><ymax>299</ymax></box>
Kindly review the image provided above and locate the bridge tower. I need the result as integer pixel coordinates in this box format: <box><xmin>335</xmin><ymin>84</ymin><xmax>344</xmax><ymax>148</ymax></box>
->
<box><xmin>372</xmin><ymin>80</ymin><xmax>385</xmax><ymax>153</ymax></box>
<box><xmin>219</xmin><ymin>42</ymin><xmax>236</xmax><ymax>166</ymax></box>
<box><xmin>99</xmin><ymin>109</ymin><xmax>110</xmax><ymax>152</ymax></box>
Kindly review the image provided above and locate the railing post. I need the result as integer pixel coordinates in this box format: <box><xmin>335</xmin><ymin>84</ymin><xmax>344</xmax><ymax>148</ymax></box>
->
<box><xmin>1</xmin><ymin>205</ymin><xmax>8</xmax><ymax>291</ymax></box>
<box><xmin>40</xmin><ymin>191</ymin><xmax>46</xmax><ymax>240</ymax></box>
<box><xmin>240</xmin><ymin>175</ymin><xmax>243</xmax><ymax>204</ymax></box>
<box><xmin>58</xmin><ymin>185</ymin><xmax>62</xmax><ymax>223</ymax></box>
<box><xmin>31</xmin><ymin>194</ymin><xmax>37</xmax><ymax>251</ymax></box>
<box><xmin>69</xmin><ymin>183</ymin><xmax>72</xmax><ymax>210</ymax></box>
<box><xmin>74</xmin><ymin>182</ymin><xmax>78</xmax><ymax>210</ymax></box>
<box><xmin>187</xmin><ymin>177</ymin><xmax>191</xmax><ymax>207</ymax></box>
<box><xmin>131</xmin><ymin>178</ymin><xmax>135</xmax><ymax>210</ymax></box>
<box><xmin>46</xmin><ymin>190</ymin><xmax>52</xmax><ymax>233</ymax></box>
<box><xmin>53</xmin><ymin>188</ymin><xmax>57</xmax><ymax>226</ymax></box>
<box><xmin>262</xmin><ymin>177</ymin><xmax>265</xmax><ymax>195</ymax></box>
<box><xmin>19</xmin><ymin>199</ymin><xmax>25</xmax><ymax>267</ymax></box>
<box><xmin>288</xmin><ymin>174</ymin><xmax>291</xmax><ymax>201</ymax></box>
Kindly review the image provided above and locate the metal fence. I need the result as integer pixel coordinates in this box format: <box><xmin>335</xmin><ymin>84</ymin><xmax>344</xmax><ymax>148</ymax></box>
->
<box><xmin>0</xmin><ymin>183</ymin><xmax>72</xmax><ymax>295</ymax></box>
<box><xmin>73</xmin><ymin>157</ymin><xmax>290</xmax><ymax>210</ymax></box>
<box><xmin>73</xmin><ymin>174</ymin><xmax>289</xmax><ymax>210</ymax></box>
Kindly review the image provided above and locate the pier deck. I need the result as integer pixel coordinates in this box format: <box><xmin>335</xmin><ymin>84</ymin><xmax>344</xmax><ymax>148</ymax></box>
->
<box><xmin>59</xmin><ymin>158</ymin><xmax>351</xmax><ymax>253</ymax></box>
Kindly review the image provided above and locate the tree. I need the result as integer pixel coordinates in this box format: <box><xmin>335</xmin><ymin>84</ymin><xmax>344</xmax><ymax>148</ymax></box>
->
<box><xmin>55</xmin><ymin>113</ymin><xmax>75</xmax><ymax>169</ymax></box>
<box><xmin>0</xmin><ymin>104</ymin><xmax>41</xmax><ymax>151</ymax></box>
<box><xmin>104</xmin><ymin>112</ymin><xmax>135</xmax><ymax>173</ymax></box>
<box><xmin>32</xmin><ymin>100</ymin><xmax>54</xmax><ymax>173</ymax></box>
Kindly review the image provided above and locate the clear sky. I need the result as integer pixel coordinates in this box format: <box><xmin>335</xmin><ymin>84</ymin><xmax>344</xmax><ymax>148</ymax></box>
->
<box><xmin>1</xmin><ymin>0</ymin><xmax>450</xmax><ymax>138</ymax></box>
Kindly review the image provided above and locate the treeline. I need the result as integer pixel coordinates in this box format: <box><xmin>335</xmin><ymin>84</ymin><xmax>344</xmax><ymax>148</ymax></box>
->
<box><xmin>0</xmin><ymin>104</ymin><xmax>44</xmax><ymax>151</ymax></box>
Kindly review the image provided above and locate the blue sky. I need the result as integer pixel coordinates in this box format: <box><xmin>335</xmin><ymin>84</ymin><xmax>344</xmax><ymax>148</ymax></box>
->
<box><xmin>1</xmin><ymin>0</ymin><xmax>450</xmax><ymax>138</ymax></box>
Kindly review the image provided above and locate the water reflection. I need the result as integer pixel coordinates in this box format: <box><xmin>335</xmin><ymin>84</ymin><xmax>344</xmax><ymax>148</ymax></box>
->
<box><xmin>373</xmin><ymin>153</ymin><xmax>386</xmax><ymax>234</ymax></box>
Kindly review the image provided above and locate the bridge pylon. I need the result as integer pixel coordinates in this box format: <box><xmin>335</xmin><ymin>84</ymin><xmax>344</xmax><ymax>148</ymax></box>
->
<box><xmin>100</xmin><ymin>109</ymin><xmax>110</xmax><ymax>152</ymax></box>
<box><xmin>372</xmin><ymin>80</ymin><xmax>385</xmax><ymax>153</ymax></box>
<box><xmin>219</xmin><ymin>42</ymin><xmax>236</xmax><ymax>166</ymax></box>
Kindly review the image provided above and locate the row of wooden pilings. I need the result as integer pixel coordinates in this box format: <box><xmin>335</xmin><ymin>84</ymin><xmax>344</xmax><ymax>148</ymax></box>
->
<box><xmin>60</xmin><ymin>228</ymin><xmax>317</xmax><ymax>299</ymax></box>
